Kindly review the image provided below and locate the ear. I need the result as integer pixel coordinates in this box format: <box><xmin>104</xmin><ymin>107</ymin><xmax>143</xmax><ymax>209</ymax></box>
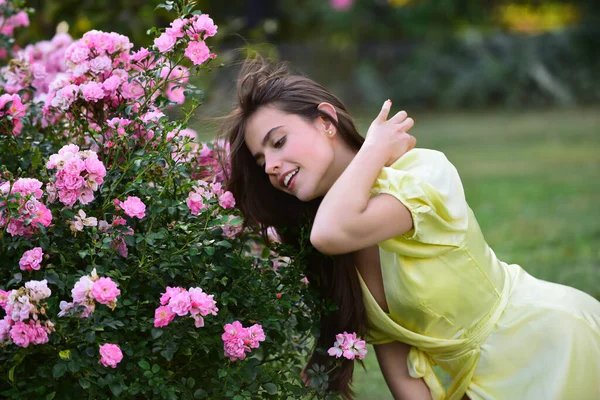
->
<box><xmin>317</xmin><ymin>102</ymin><xmax>338</xmax><ymax>133</ymax></box>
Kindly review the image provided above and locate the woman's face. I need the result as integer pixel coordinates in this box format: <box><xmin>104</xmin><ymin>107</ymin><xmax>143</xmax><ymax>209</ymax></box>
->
<box><xmin>244</xmin><ymin>105</ymin><xmax>336</xmax><ymax>202</ymax></box>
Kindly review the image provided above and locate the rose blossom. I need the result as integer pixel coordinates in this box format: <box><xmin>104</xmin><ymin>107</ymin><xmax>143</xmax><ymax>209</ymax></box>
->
<box><xmin>19</xmin><ymin>247</ymin><xmax>44</xmax><ymax>271</ymax></box>
<box><xmin>91</xmin><ymin>277</ymin><xmax>121</xmax><ymax>306</ymax></box>
<box><xmin>9</xmin><ymin>321</ymin><xmax>31</xmax><ymax>347</ymax></box>
<box><xmin>327</xmin><ymin>331</ymin><xmax>367</xmax><ymax>360</ymax></box>
<box><xmin>218</xmin><ymin>191</ymin><xmax>236</xmax><ymax>209</ymax></box>
<box><xmin>119</xmin><ymin>196</ymin><xmax>146</xmax><ymax>219</ymax></box>
<box><xmin>169</xmin><ymin>290</ymin><xmax>192</xmax><ymax>316</ymax></box>
<box><xmin>99</xmin><ymin>343</ymin><xmax>123</xmax><ymax>368</ymax></box>
<box><xmin>72</xmin><ymin>275</ymin><xmax>94</xmax><ymax>303</ymax></box>
<box><xmin>184</xmin><ymin>41</ymin><xmax>210</xmax><ymax>65</ymax></box>
<box><xmin>154</xmin><ymin>306</ymin><xmax>176</xmax><ymax>327</ymax></box>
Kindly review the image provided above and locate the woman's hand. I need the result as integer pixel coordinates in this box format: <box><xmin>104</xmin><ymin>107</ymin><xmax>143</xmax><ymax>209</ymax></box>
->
<box><xmin>364</xmin><ymin>100</ymin><xmax>416</xmax><ymax>167</ymax></box>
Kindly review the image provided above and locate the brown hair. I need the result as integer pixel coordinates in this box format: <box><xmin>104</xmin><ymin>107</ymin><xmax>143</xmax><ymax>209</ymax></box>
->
<box><xmin>218</xmin><ymin>57</ymin><xmax>367</xmax><ymax>398</ymax></box>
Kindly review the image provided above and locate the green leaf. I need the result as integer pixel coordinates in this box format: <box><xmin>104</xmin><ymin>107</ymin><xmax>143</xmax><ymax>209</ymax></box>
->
<box><xmin>109</xmin><ymin>382</ymin><xmax>123</xmax><ymax>396</ymax></box>
<box><xmin>217</xmin><ymin>368</ymin><xmax>227</xmax><ymax>378</ymax></box>
<box><xmin>193</xmin><ymin>389</ymin><xmax>207</xmax><ymax>399</ymax></box>
<box><xmin>151</xmin><ymin>364</ymin><xmax>160</xmax><ymax>373</ymax></box>
<box><xmin>46</xmin><ymin>392</ymin><xmax>56</xmax><ymax>400</ymax></box>
<box><xmin>263</xmin><ymin>383</ymin><xmax>278</xmax><ymax>395</ymax></box>
<box><xmin>8</xmin><ymin>366</ymin><xmax>15</xmax><ymax>382</ymax></box>
<box><xmin>85</xmin><ymin>331</ymin><xmax>95</xmax><ymax>343</ymax></box>
<box><xmin>79</xmin><ymin>378</ymin><xmax>90</xmax><ymax>389</ymax></box>
<box><xmin>187</xmin><ymin>377</ymin><xmax>195</xmax><ymax>389</ymax></box>
<box><xmin>52</xmin><ymin>364</ymin><xmax>67</xmax><ymax>378</ymax></box>
<box><xmin>151</xmin><ymin>328</ymin><xmax>163</xmax><ymax>339</ymax></box>
<box><xmin>138</xmin><ymin>360</ymin><xmax>150</xmax><ymax>370</ymax></box>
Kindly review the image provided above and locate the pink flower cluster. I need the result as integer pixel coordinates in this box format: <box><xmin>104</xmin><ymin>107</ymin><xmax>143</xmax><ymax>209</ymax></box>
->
<box><xmin>99</xmin><ymin>343</ymin><xmax>123</xmax><ymax>368</ymax></box>
<box><xmin>161</xmin><ymin>65</ymin><xmax>190</xmax><ymax>104</ymax></box>
<box><xmin>166</xmin><ymin>127</ymin><xmax>199</xmax><ymax>162</ymax></box>
<box><xmin>0</xmin><ymin>177</ymin><xmax>52</xmax><ymax>237</ymax></box>
<box><xmin>154</xmin><ymin>286</ymin><xmax>218</xmax><ymax>328</ymax></box>
<box><xmin>154</xmin><ymin>14</ymin><xmax>217</xmax><ymax>65</ymax></box>
<box><xmin>0</xmin><ymin>280</ymin><xmax>55</xmax><ymax>348</ymax></box>
<box><xmin>43</xmin><ymin>30</ymin><xmax>144</xmax><ymax>124</ymax></box>
<box><xmin>46</xmin><ymin>144</ymin><xmax>106</xmax><ymax>207</ymax></box>
<box><xmin>222</xmin><ymin>321</ymin><xmax>265</xmax><ymax>361</ymax></box>
<box><xmin>0</xmin><ymin>93</ymin><xmax>26</xmax><ymax>135</ymax></box>
<box><xmin>115</xmin><ymin>196</ymin><xmax>146</xmax><ymax>219</ymax></box>
<box><xmin>19</xmin><ymin>247</ymin><xmax>44</xmax><ymax>271</ymax></box>
<box><xmin>192</xmin><ymin>140</ymin><xmax>230</xmax><ymax>182</ymax></box>
<box><xmin>59</xmin><ymin>268</ymin><xmax>121</xmax><ymax>318</ymax></box>
<box><xmin>0</xmin><ymin>2</ymin><xmax>29</xmax><ymax>40</ymax></box>
<box><xmin>327</xmin><ymin>332</ymin><xmax>367</xmax><ymax>360</ymax></box>
<box><xmin>1</xmin><ymin>33</ymin><xmax>73</xmax><ymax>103</ymax></box>
<box><xmin>186</xmin><ymin>180</ymin><xmax>236</xmax><ymax>215</ymax></box>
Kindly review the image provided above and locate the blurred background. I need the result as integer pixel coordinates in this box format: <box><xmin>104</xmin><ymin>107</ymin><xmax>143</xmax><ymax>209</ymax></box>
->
<box><xmin>16</xmin><ymin>0</ymin><xmax>600</xmax><ymax>398</ymax></box>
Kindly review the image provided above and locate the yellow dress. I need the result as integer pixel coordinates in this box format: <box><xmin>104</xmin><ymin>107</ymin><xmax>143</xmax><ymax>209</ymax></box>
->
<box><xmin>359</xmin><ymin>148</ymin><xmax>600</xmax><ymax>400</ymax></box>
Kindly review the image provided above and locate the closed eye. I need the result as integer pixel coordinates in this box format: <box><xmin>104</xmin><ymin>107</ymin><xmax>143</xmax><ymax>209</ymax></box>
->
<box><xmin>274</xmin><ymin>136</ymin><xmax>286</xmax><ymax>148</ymax></box>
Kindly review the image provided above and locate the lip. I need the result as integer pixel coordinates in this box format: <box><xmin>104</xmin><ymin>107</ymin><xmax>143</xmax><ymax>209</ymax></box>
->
<box><xmin>279</xmin><ymin>168</ymin><xmax>298</xmax><ymax>188</ymax></box>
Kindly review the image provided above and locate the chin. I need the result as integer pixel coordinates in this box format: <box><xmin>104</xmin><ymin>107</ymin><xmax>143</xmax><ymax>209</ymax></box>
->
<box><xmin>293</xmin><ymin>189</ymin><xmax>317</xmax><ymax>203</ymax></box>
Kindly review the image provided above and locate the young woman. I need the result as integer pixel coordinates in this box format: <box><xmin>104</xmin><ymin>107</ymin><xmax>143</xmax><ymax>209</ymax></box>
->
<box><xmin>220</xmin><ymin>58</ymin><xmax>600</xmax><ymax>400</ymax></box>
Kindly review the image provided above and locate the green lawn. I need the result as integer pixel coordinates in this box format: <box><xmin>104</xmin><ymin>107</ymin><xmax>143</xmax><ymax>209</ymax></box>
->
<box><xmin>352</xmin><ymin>108</ymin><xmax>600</xmax><ymax>399</ymax></box>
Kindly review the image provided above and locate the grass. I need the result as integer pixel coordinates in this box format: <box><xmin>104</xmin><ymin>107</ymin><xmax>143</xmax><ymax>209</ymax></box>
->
<box><xmin>351</xmin><ymin>108</ymin><xmax>600</xmax><ymax>399</ymax></box>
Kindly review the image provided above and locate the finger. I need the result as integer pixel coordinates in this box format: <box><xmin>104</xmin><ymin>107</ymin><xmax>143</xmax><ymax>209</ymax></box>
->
<box><xmin>407</xmin><ymin>134</ymin><xmax>417</xmax><ymax>151</ymax></box>
<box><xmin>389</xmin><ymin>110</ymin><xmax>407</xmax><ymax>124</ymax></box>
<box><xmin>377</xmin><ymin>99</ymin><xmax>392</xmax><ymax>122</ymax></box>
<box><xmin>397</xmin><ymin>117</ymin><xmax>414</xmax><ymax>132</ymax></box>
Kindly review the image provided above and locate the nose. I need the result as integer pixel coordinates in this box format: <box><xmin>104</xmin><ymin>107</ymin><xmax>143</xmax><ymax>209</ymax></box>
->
<box><xmin>264</xmin><ymin>153</ymin><xmax>281</xmax><ymax>176</ymax></box>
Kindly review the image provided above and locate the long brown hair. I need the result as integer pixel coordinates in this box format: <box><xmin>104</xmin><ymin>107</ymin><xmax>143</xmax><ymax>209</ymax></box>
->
<box><xmin>219</xmin><ymin>57</ymin><xmax>367</xmax><ymax>398</ymax></box>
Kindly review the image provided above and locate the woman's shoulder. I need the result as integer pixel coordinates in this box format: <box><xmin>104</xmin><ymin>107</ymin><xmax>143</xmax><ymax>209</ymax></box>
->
<box><xmin>388</xmin><ymin>148</ymin><xmax>452</xmax><ymax>171</ymax></box>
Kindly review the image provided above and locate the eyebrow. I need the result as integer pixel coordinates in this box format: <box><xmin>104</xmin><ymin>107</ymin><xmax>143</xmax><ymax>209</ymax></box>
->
<box><xmin>252</xmin><ymin>125</ymin><xmax>284</xmax><ymax>162</ymax></box>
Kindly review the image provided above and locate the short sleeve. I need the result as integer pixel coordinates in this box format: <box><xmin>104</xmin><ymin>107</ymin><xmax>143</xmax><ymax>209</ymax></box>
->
<box><xmin>370</xmin><ymin>149</ymin><xmax>468</xmax><ymax>247</ymax></box>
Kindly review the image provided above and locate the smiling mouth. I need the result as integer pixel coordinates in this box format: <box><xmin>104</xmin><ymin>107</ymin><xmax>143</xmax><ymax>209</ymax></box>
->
<box><xmin>283</xmin><ymin>167</ymin><xmax>299</xmax><ymax>188</ymax></box>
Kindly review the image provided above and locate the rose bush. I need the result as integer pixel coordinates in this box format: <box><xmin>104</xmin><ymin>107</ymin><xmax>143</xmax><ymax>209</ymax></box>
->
<box><xmin>0</xmin><ymin>0</ymin><xmax>358</xmax><ymax>398</ymax></box>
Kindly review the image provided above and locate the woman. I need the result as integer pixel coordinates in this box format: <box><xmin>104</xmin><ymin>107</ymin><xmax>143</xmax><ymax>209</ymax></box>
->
<box><xmin>220</xmin><ymin>58</ymin><xmax>600</xmax><ymax>400</ymax></box>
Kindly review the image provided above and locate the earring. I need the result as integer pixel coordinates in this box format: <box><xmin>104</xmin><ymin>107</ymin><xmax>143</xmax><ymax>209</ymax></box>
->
<box><xmin>327</xmin><ymin>130</ymin><xmax>333</xmax><ymax>135</ymax></box>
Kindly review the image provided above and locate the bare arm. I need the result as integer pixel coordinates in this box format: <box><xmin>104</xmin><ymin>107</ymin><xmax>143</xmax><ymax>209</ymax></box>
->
<box><xmin>311</xmin><ymin>102</ymin><xmax>416</xmax><ymax>255</ymax></box>
<box><xmin>375</xmin><ymin>342</ymin><xmax>433</xmax><ymax>400</ymax></box>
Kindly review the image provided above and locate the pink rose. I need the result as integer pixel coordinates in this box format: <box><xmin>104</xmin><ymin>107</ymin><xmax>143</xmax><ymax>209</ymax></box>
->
<box><xmin>19</xmin><ymin>247</ymin><xmax>44</xmax><ymax>271</ymax></box>
<box><xmin>63</xmin><ymin>157</ymin><xmax>85</xmax><ymax>176</ymax></box>
<box><xmin>0</xmin><ymin>290</ymin><xmax>10</xmax><ymax>309</ymax></box>
<box><xmin>184</xmin><ymin>41</ymin><xmax>210</xmax><ymax>66</ymax></box>
<box><xmin>188</xmin><ymin>287</ymin><xmax>218</xmax><ymax>317</ymax></box>
<box><xmin>80</xmin><ymin>82</ymin><xmax>105</xmax><ymax>102</ymax></box>
<box><xmin>218</xmin><ymin>191</ymin><xmax>235</xmax><ymax>209</ymax></box>
<box><xmin>91</xmin><ymin>277</ymin><xmax>121</xmax><ymax>306</ymax></box>
<box><xmin>191</xmin><ymin>14</ymin><xmax>218</xmax><ymax>38</ymax></box>
<box><xmin>0</xmin><ymin>316</ymin><xmax>12</xmax><ymax>341</ymax></box>
<box><xmin>154</xmin><ymin>306</ymin><xmax>176</xmax><ymax>328</ymax></box>
<box><xmin>72</xmin><ymin>275</ymin><xmax>94</xmax><ymax>303</ymax></box>
<box><xmin>119</xmin><ymin>196</ymin><xmax>146</xmax><ymax>219</ymax></box>
<box><xmin>10</xmin><ymin>321</ymin><xmax>31</xmax><ymax>347</ymax></box>
<box><xmin>159</xmin><ymin>286</ymin><xmax>185</xmax><ymax>306</ymax></box>
<box><xmin>99</xmin><ymin>343</ymin><xmax>123</xmax><ymax>368</ymax></box>
<box><xmin>154</xmin><ymin>32</ymin><xmax>177</xmax><ymax>53</ymax></box>
<box><xmin>245</xmin><ymin>324</ymin><xmax>265</xmax><ymax>349</ymax></box>
<box><xmin>168</xmin><ymin>291</ymin><xmax>191</xmax><ymax>316</ymax></box>
<box><xmin>186</xmin><ymin>191</ymin><xmax>205</xmax><ymax>215</ymax></box>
